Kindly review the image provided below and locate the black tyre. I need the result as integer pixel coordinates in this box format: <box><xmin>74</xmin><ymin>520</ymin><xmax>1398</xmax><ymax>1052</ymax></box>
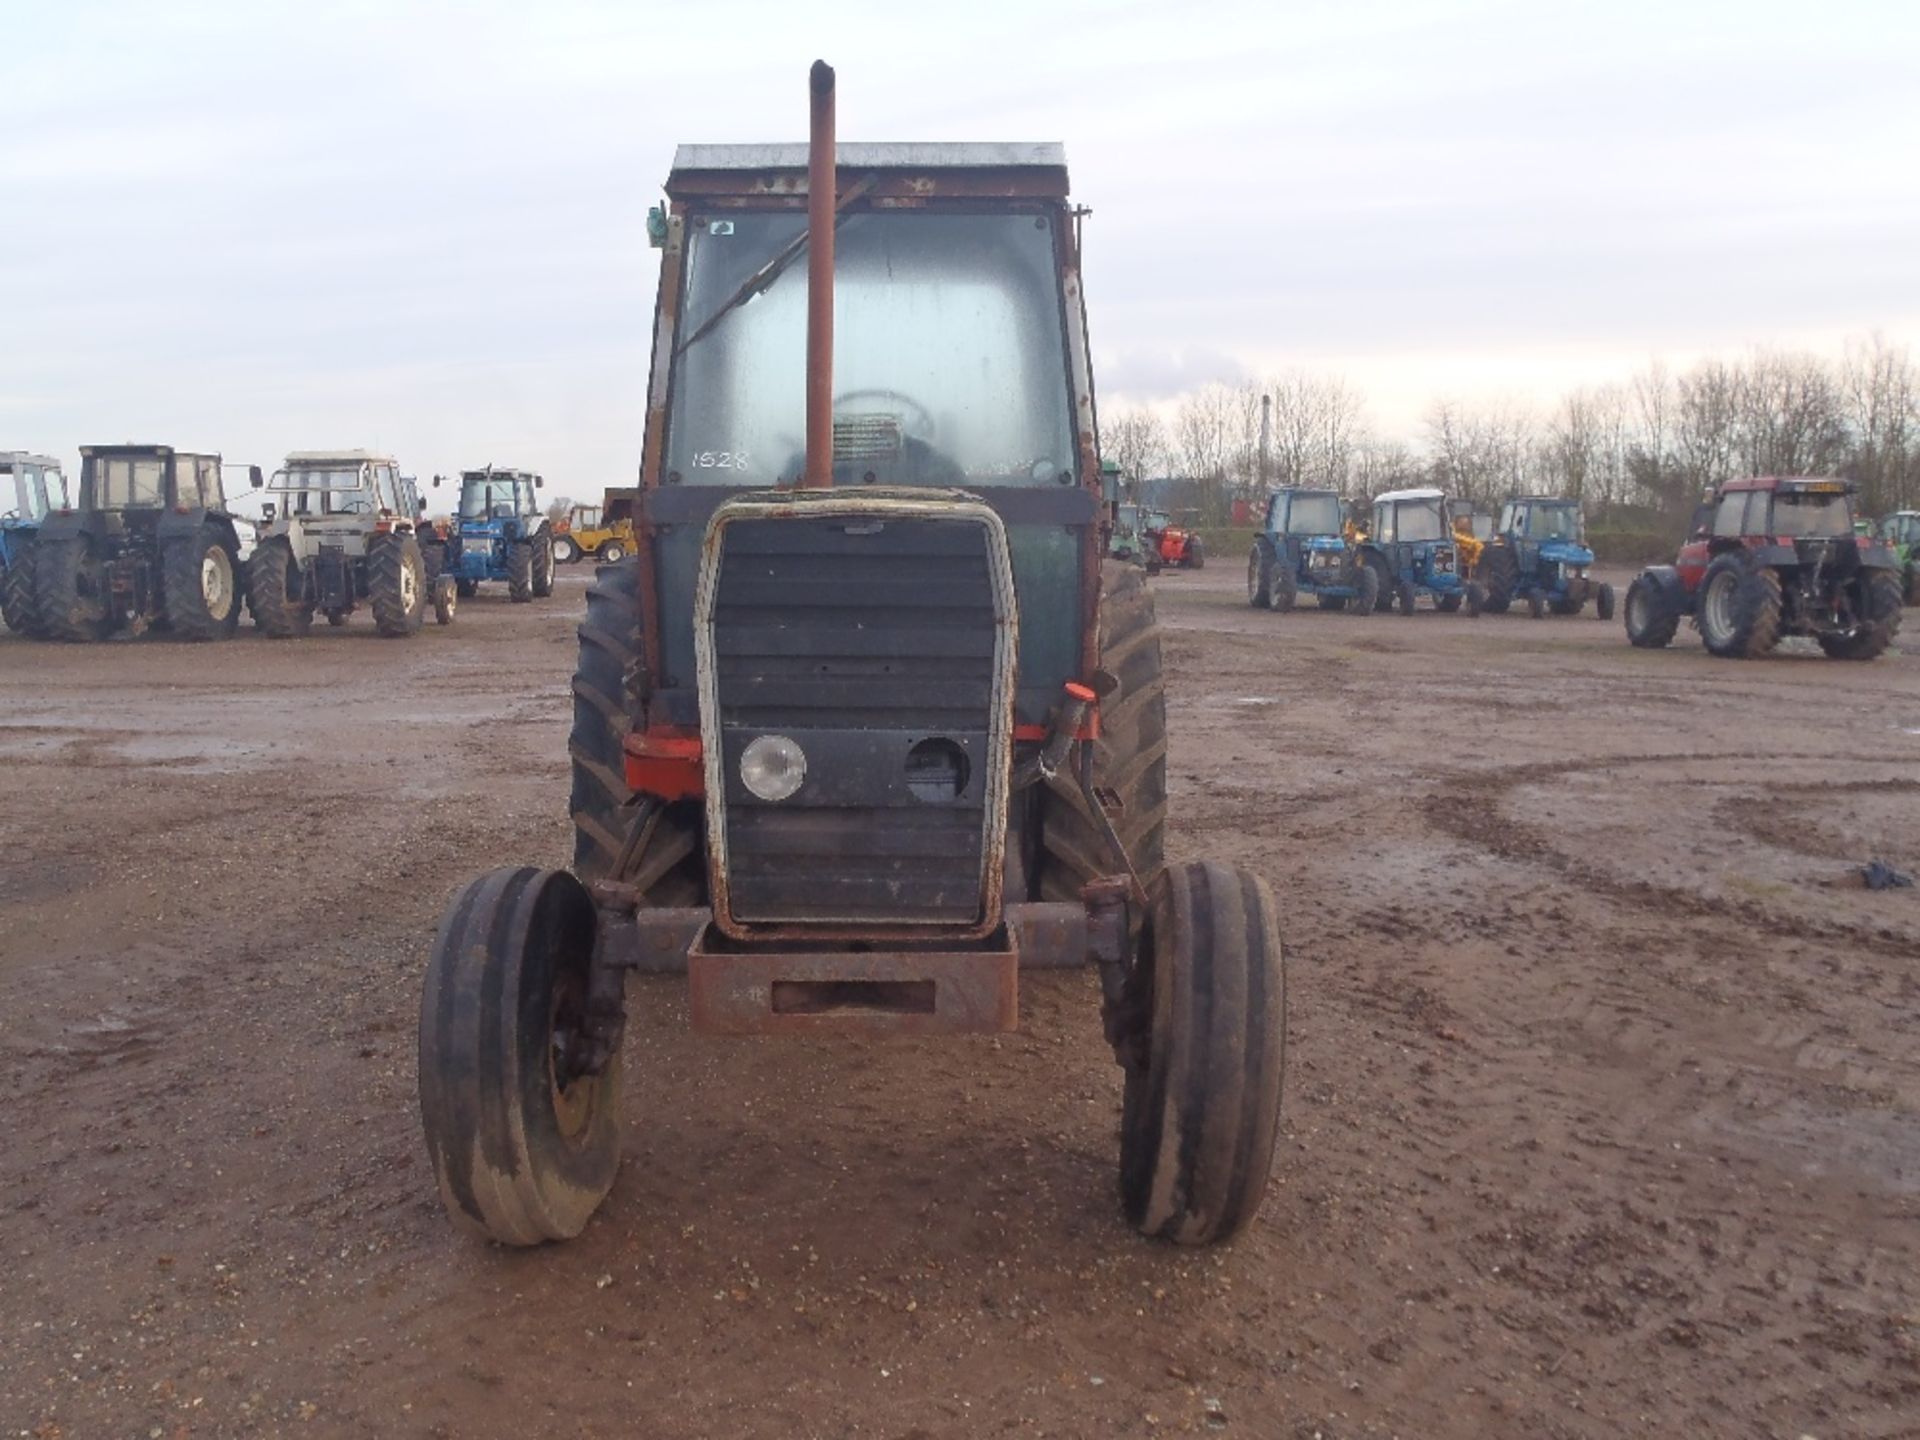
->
<box><xmin>1479</xmin><ymin>544</ymin><xmax>1517</xmax><ymax>613</ymax></box>
<box><xmin>161</xmin><ymin>526</ymin><xmax>241</xmax><ymax>641</ymax></box>
<box><xmin>456</xmin><ymin>576</ymin><xmax>478</xmax><ymax>599</ymax></box>
<box><xmin>1396</xmin><ymin>579</ymin><xmax>1416</xmax><ymax>616</ymax></box>
<box><xmin>420</xmin><ymin>539</ymin><xmax>446</xmax><ymax>587</ymax></box>
<box><xmin>1040</xmin><ymin>561</ymin><xmax>1167</xmax><ymax>903</ymax></box>
<box><xmin>1465</xmin><ymin>579</ymin><xmax>1486</xmax><ymax>617</ymax></box>
<box><xmin>1185</xmin><ymin>538</ymin><xmax>1205</xmax><ymax>570</ymax></box>
<box><xmin>1624</xmin><ymin>575</ymin><xmax>1680</xmax><ymax>648</ymax></box>
<box><xmin>1817</xmin><ymin>571</ymin><xmax>1904</xmax><ymax>660</ymax></box>
<box><xmin>1527</xmin><ymin>591</ymin><xmax>1546</xmax><ymax>620</ymax></box>
<box><xmin>1118</xmin><ymin>860</ymin><xmax>1286</xmax><ymax>1245</ymax></box>
<box><xmin>2</xmin><ymin>546</ymin><xmax>36</xmax><ymax>634</ymax></box>
<box><xmin>600</xmin><ymin>540</ymin><xmax>628</xmax><ymax>564</ymax></box>
<box><xmin>33</xmin><ymin>538</ymin><xmax>108</xmax><ymax>642</ymax></box>
<box><xmin>532</xmin><ymin>531</ymin><xmax>556</xmax><ymax>598</ymax></box>
<box><xmin>433</xmin><ymin>575</ymin><xmax>458</xmax><ymax>625</ymax></box>
<box><xmin>1246</xmin><ymin>543</ymin><xmax>1273</xmax><ymax>609</ymax></box>
<box><xmin>553</xmin><ymin>535</ymin><xmax>579</xmax><ymax>565</ymax></box>
<box><xmin>1594</xmin><ymin>582</ymin><xmax>1616</xmax><ymax>621</ymax></box>
<box><xmin>1697</xmin><ymin>552</ymin><xmax>1781</xmax><ymax>659</ymax></box>
<box><xmin>369</xmin><ymin>533</ymin><xmax>427</xmax><ymax>637</ymax></box>
<box><xmin>507</xmin><ymin>542</ymin><xmax>534</xmax><ymax>603</ymax></box>
<box><xmin>1435</xmin><ymin>592</ymin><xmax>1462</xmax><ymax>613</ymax></box>
<box><xmin>568</xmin><ymin>559</ymin><xmax>705</xmax><ymax>899</ymax></box>
<box><xmin>1364</xmin><ymin>555</ymin><xmax>1393</xmax><ymax>613</ymax></box>
<box><xmin>1271</xmin><ymin>556</ymin><xmax>1298</xmax><ymax>613</ymax></box>
<box><xmin>419</xmin><ymin>865</ymin><xmax>620</xmax><ymax>1245</ymax></box>
<box><xmin>326</xmin><ymin>609</ymin><xmax>349</xmax><ymax>627</ymax></box>
<box><xmin>1351</xmin><ymin>563</ymin><xmax>1380</xmax><ymax>615</ymax></box>
<box><xmin>245</xmin><ymin>540</ymin><xmax>313</xmax><ymax>638</ymax></box>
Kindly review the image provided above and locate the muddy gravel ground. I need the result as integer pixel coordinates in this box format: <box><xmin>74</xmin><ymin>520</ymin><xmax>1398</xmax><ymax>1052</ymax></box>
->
<box><xmin>3</xmin><ymin>566</ymin><xmax>1918</xmax><ymax>1440</ymax></box>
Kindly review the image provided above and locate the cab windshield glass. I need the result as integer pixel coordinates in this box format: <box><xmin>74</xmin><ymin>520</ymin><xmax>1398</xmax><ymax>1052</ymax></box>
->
<box><xmin>1771</xmin><ymin>489</ymin><xmax>1852</xmax><ymax>539</ymax></box>
<box><xmin>93</xmin><ymin>456</ymin><xmax>166</xmax><ymax>509</ymax></box>
<box><xmin>1286</xmin><ymin>494</ymin><xmax>1342</xmax><ymax>535</ymax></box>
<box><xmin>669</xmin><ymin>209</ymin><xmax>1075</xmax><ymax>488</ymax></box>
<box><xmin>1529</xmin><ymin>504</ymin><xmax>1583</xmax><ymax>541</ymax></box>
<box><xmin>272</xmin><ymin>467</ymin><xmax>362</xmax><ymax>492</ymax></box>
<box><xmin>1392</xmin><ymin>498</ymin><xmax>1445</xmax><ymax>542</ymax></box>
<box><xmin>5</xmin><ymin>471</ymin><xmax>39</xmax><ymax>520</ymax></box>
<box><xmin>460</xmin><ymin>478</ymin><xmax>520</xmax><ymax>519</ymax></box>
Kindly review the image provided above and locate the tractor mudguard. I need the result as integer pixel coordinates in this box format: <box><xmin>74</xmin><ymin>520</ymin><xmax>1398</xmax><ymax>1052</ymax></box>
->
<box><xmin>1852</xmin><ymin>539</ymin><xmax>1900</xmax><ymax>572</ymax></box>
<box><xmin>1636</xmin><ymin>564</ymin><xmax>1688</xmax><ymax>609</ymax></box>
<box><xmin>34</xmin><ymin>510</ymin><xmax>95</xmax><ymax>544</ymax></box>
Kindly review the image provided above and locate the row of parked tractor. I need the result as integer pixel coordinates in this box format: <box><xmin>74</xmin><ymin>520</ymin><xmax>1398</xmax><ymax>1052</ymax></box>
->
<box><xmin>0</xmin><ymin>445</ymin><xmax>572</xmax><ymax>642</ymax></box>
<box><xmin>1163</xmin><ymin>476</ymin><xmax>1912</xmax><ymax>660</ymax></box>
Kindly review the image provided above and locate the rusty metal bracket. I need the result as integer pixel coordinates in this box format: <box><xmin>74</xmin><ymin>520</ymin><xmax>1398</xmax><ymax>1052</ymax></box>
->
<box><xmin>1083</xmin><ymin>877</ymin><xmax>1144</xmax><ymax>1069</ymax></box>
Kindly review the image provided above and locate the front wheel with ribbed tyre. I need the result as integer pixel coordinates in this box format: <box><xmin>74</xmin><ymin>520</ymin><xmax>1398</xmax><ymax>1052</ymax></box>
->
<box><xmin>1118</xmin><ymin>859</ymin><xmax>1287</xmax><ymax>1245</ymax></box>
<box><xmin>1478</xmin><ymin>543</ymin><xmax>1517</xmax><ymax>613</ymax></box>
<box><xmin>532</xmin><ymin>531</ymin><xmax>556</xmax><ymax>597</ymax></box>
<box><xmin>507</xmin><ymin>541</ymin><xmax>534</xmax><ymax>603</ymax></box>
<box><xmin>1817</xmin><ymin>571</ymin><xmax>1904</xmax><ymax>660</ymax></box>
<box><xmin>369</xmin><ymin>533</ymin><xmax>426</xmax><ymax>637</ymax></box>
<box><xmin>418</xmin><ymin>865</ymin><xmax>621</xmax><ymax>1245</ymax></box>
<box><xmin>1039</xmin><ymin>560</ymin><xmax>1167</xmax><ymax>903</ymax></box>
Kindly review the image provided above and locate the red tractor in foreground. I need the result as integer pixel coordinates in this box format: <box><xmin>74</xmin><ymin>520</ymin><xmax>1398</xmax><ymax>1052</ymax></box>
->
<box><xmin>1624</xmin><ymin>476</ymin><xmax>1904</xmax><ymax>660</ymax></box>
<box><xmin>415</xmin><ymin>63</ymin><xmax>1286</xmax><ymax>1250</ymax></box>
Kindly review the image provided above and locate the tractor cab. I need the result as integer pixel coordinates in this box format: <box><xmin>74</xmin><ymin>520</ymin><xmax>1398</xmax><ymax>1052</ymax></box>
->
<box><xmin>67</xmin><ymin>445</ymin><xmax>231</xmax><ymax>520</ymax></box>
<box><xmin>264</xmin><ymin>451</ymin><xmax>407</xmax><ymax>522</ymax></box>
<box><xmin>2</xmin><ymin>453</ymin><xmax>64</xmax><ymax>523</ymax></box>
<box><xmin>456</xmin><ymin>469</ymin><xmax>542</xmax><ymax>524</ymax></box>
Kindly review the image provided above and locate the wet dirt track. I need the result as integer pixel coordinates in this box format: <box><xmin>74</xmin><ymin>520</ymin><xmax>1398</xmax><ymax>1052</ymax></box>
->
<box><xmin>3</xmin><ymin>566</ymin><xmax>1917</xmax><ymax>1439</ymax></box>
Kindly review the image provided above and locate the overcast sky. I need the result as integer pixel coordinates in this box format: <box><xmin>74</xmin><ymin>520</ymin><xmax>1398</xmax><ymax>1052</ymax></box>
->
<box><xmin>3</xmin><ymin>0</ymin><xmax>1915</xmax><ymax>495</ymax></box>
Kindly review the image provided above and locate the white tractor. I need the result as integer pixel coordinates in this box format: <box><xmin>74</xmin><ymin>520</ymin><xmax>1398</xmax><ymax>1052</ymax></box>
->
<box><xmin>245</xmin><ymin>450</ymin><xmax>456</xmax><ymax>637</ymax></box>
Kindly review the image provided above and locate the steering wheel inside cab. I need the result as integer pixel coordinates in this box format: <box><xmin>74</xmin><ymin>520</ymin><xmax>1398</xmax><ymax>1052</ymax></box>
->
<box><xmin>810</xmin><ymin>389</ymin><xmax>965</xmax><ymax>487</ymax></box>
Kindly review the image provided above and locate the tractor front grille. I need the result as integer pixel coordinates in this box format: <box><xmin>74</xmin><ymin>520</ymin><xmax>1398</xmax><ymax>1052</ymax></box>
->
<box><xmin>696</xmin><ymin>496</ymin><xmax>1016</xmax><ymax>935</ymax></box>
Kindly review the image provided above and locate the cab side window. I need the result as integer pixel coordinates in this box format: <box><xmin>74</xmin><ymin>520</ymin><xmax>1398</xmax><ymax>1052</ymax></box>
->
<box><xmin>374</xmin><ymin>464</ymin><xmax>400</xmax><ymax>513</ymax></box>
<box><xmin>1712</xmin><ymin>492</ymin><xmax>1747</xmax><ymax>538</ymax></box>
<box><xmin>1374</xmin><ymin>506</ymin><xmax>1395</xmax><ymax>543</ymax></box>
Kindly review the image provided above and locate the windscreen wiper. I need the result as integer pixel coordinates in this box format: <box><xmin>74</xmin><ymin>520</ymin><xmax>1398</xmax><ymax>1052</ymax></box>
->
<box><xmin>674</xmin><ymin>172</ymin><xmax>878</xmax><ymax>358</ymax></box>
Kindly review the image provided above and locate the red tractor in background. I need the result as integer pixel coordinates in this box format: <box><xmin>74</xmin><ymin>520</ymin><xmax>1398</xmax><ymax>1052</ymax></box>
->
<box><xmin>1624</xmin><ymin>475</ymin><xmax>1904</xmax><ymax>660</ymax></box>
<box><xmin>1142</xmin><ymin>507</ymin><xmax>1205</xmax><ymax>569</ymax></box>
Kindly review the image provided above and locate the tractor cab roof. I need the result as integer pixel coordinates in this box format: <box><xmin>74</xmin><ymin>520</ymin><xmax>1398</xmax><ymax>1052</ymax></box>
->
<box><xmin>460</xmin><ymin>467</ymin><xmax>538</xmax><ymax>481</ymax></box>
<box><xmin>81</xmin><ymin>443</ymin><xmax>220</xmax><ymax>464</ymax></box>
<box><xmin>666</xmin><ymin>142</ymin><xmax>1071</xmax><ymax>201</ymax></box>
<box><xmin>1721</xmin><ymin>475</ymin><xmax>1852</xmax><ymax>494</ymax></box>
<box><xmin>1511</xmin><ymin>494</ymin><xmax>1579</xmax><ymax>506</ymax></box>
<box><xmin>1275</xmin><ymin>485</ymin><xmax>1340</xmax><ymax>499</ymax></box>
<box><xmin>284</xmin><ymin>449</ymin><xmax>395</xmax><ymax>468</ymax></box>
<box><xmin>0</xmin><ymin>452</ymin><xmax>60</xmax><ymax>471</ymax></box>
<box><xmin>1374</xmin><ymin>487</ymin><xmax>1445</xmax><ymax>505</ymax></box>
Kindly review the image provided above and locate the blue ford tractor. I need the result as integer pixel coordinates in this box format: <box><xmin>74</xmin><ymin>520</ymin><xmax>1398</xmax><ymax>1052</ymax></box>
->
<box><xmin>433</xmin><ymin>467</ymin><xmax>556</xmax><ymax>602</ymax></box>
<box><xmin>1247</xmin><ymin>486</ymin><xmax>1379</xmax><ymax>613</ymax></box>
<box><xmin>1</xmin><ymin>452</ymin><xmax>66</xmax><ymax>635</ymax></box>
<box><xmin>1476</xmin><ymin>496</ymin><xmax>1615</xmax><ymax>620</ymax></box>
<box><xmin>1357</xmin><ymin>488</ymin><xmax>1486</xmax><ymax>616</ymax></box>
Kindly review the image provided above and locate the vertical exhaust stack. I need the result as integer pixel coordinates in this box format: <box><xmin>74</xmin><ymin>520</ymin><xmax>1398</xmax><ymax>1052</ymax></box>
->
<box><xmin>803</xmin><ymin>60</ymin><xmax>837</xmax><ymax>489</ymax></box>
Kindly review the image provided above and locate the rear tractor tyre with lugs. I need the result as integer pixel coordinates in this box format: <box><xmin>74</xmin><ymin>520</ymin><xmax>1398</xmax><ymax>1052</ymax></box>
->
<box><xmin>418</xmin><ymin>865</ymin><xmax>620</xmax><ymax>1245</ymax></box>
<box><xmin>568</xmin><ymin>558</ymin><xmax>705</xmax><ymax>902</ymax></box>
<box><xmin>1119</xmin><ymin>859</ymin><xmax>1287</xmax><ymax>1245</ymax></box>
<box><xmin>1039</xmin><ymin>560</ymin><xmax>1167</xmax><ymax>902</ymax></box>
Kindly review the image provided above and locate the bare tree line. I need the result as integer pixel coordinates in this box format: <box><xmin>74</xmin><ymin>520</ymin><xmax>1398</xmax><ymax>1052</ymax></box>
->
<box><xmin>1104</xmin><ymin>334</ymin><xmax>1920</xmax><ymax>528</ymax></box>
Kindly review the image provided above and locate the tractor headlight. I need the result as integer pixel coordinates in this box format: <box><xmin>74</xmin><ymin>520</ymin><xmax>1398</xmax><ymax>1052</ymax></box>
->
<box><xmin>740</xmin><ymin>734</ymin><xmax>806</xmax><ymax>802</ymax></box>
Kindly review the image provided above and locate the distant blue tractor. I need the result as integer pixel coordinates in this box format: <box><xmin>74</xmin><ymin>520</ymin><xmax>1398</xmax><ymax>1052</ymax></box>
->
<box><xmin>433</xmin><ymin>467</ymin><xmax>556</xmax><ymax>603</ymax></box>
<box><xmin>1357</xmin><ymin>488</ymin><xmax>1486</xmax><ymax>616</ymax></box>
<box><xmin>1476</xmin><ymin>496</ymin><xmax>1615</xmax><ymax>620</ymax></box>
<box><xmin>1</xmin><ymin>452</ymin><xmax>66</xmax><ymax>635</ymax></box>
<box><xmin>1247</xmin><ymin>486</ymin><xmax>1379</xmax><ymax>613</ymax></box>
